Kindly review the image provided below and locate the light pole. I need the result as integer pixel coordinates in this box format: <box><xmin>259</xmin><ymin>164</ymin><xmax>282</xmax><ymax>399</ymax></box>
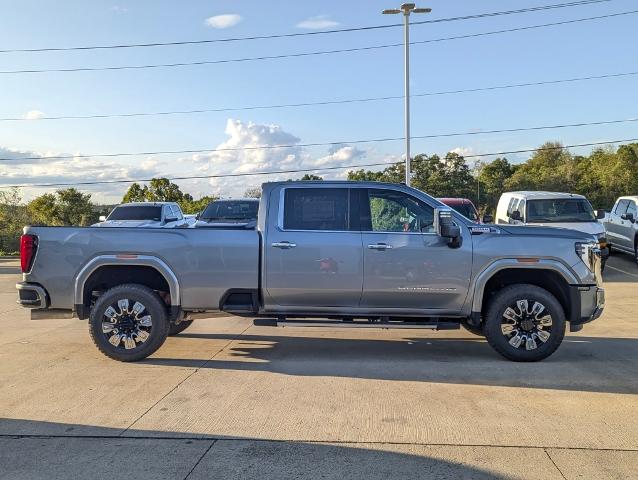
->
<box><xmin>382</xmin><ymin>3</ymin><xmax>431</xmax><ymax>186</ymax></box>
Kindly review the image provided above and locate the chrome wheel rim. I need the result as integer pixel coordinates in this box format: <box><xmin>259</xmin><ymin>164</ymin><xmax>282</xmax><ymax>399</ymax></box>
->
<box><xmin>101</xmin><ymin>298</ymin><xmax>152</xmax><ymax>350</ymax></box>
<box><xmin>501</xmin><ymin>299</ymin><xmax>552</xmax><ymax>351</ymax></box>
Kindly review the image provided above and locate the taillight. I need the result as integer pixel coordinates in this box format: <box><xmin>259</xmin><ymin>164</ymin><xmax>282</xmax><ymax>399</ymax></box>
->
<box><xmin>20</xmin><ymin>234</ymin><xmax>37</xmax><ymax>273</ymax></box>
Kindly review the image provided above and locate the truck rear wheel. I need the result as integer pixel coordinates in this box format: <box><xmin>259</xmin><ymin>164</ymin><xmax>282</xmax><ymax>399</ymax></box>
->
<box><xmin>169</xmin><ymin>319</ymin><xmax>193</xmax><ymax>336</ymax></box>
<box><xmin>89</xmin><ymin>284</ymin><xmax>170</xmax><ymax>362</ymax></box>
<box><xmin>484</xmin><ymin>284</ymin><xmax>565</xmax><ymax>362</ymax></box>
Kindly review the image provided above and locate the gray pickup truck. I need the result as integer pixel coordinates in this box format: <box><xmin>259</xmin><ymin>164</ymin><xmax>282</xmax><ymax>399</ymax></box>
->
<box><xmin>17</xmin><ymin>181</ymin><xmax>605</xmax><ymax>362</ymax></box>
<box><xmin>604</xmin><ymin>196</ymin><xmax>638</xmax><ymax>264</ymax></box>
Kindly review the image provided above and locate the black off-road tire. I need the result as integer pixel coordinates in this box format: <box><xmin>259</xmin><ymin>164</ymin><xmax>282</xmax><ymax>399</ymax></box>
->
<box><xmin>484</xmin><ymin>284</ymin><xmax>566</xmax><ymax>362</ymax></box>
<box><xmin>460</xmin><ymin>319</ymin><xmax>484</xmax><ymax>337</ymax></box>
<box><xmin>89</xmin><ymin>284</ymin><xmax>170</xmax><ymax>362</ymax></box>
<box><xmin>169</xmin><ymin>319</ymin><xmax>194</xmax><ymax>336</ymax></box>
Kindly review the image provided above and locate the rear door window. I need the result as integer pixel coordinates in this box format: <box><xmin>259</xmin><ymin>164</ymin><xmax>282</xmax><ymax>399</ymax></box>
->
<box><xmin>283</xmin><ymin>188</ymin><xmax>349</xmax><ymax>231</ymax></box>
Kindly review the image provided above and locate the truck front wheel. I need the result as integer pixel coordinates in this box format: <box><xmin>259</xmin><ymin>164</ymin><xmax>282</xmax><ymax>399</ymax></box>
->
<box><xmin>484</xmin><ymin>284</ymin><xmax>565</xmax><ymax>362</ymax></box>
<box><xmin>89</xmin><ymin>284</ymin><xmax>170</xmax><ymax>362</ymax></box>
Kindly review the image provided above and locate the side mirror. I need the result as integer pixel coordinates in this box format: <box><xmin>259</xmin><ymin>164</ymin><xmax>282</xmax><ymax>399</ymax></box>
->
<box><xmin>98</xmin><ymin>215</ymin><xmax>106</xmax><ymax>222</ymax></box>
<box><xmin>435</xmin><ymin>208</ymin><xmax>462</xmax><ymax>248</ymax></box>
<box><xmin>164</xmin><ymin>216</ymin><xmax>178</xmax><ymax>223</ymax></box>
<box><xmin>482</xmin><ymin>214</ymin><xmax>493</xmax><ymax>224</ymax></box>
<box><xmin>621</xmin><ymin>212</ymin><xmax>635</xmax><ymax>223</ymax></box>
<box><xmin>595</xmin><ymin>209</ymin><xmax>606</xmax><ymax>220</ymax></box>
<box><xmin>510</xmin><ymin>210</ymin><xmax>522</xmax><ymax>221</ymax></box>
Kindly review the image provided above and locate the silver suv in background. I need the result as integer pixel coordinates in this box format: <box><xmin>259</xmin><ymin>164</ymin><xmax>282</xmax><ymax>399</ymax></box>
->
<box><xmin>604</xmin><ymin>196</ymin><xmax>638</xmax><ymax>264</ymax></box>
<box><xmin>94</xmin><ymin>202</ymin><xmax>189</xmax><ymax>228</ymax></box>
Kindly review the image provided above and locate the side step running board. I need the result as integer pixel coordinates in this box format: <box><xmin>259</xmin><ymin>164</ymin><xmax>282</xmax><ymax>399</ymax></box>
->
<box><xmin>253</xmin><ymin>318</ymin><xmax>460</xmax><ymax>330</ymax></box>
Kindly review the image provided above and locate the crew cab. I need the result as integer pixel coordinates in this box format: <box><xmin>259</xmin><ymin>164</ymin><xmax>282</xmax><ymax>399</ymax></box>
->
<box><xmin>94</xmin><ymin>202</ymin><xmax>190</xmax><ymax>228</ymax></box>
<box><xmin>604</xmin><ymin>196</ymin><xmax>638</xmax><ymax>264</ymax></box>
<box><xmin>17</xmin><ymin>181</ymin><xmax>605</xmax><ymax>363</ymax></box>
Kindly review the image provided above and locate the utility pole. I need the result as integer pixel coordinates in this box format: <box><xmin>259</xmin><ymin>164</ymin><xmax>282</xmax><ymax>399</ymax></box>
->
<box><xmin>382</xmin><ymin>3</ymin><xmax>431</xmax><ymax>186</ymax></box>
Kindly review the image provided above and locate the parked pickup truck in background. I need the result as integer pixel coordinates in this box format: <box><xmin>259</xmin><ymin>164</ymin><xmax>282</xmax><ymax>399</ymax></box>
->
<box><xmin>438</xmin><ymin>197</ymin><xmax>491</xmax><ymax>224</ymax></box>
<box><xmin>17</xmin><ymin>181</ymin><xmax>605</xmax><ymax>362</ymax></box>
<box><xmin>93</xmin><ymin>202</ymin><xmax>190</xmax><ymax>228</ymax></box>
<box><xmin>603</xmin><ymin>196</ymin><xmax>638</xmax><ymax>264</ymax></box>
<box><xmin>195</xmin><ymin>198</ymin><xmax>259</xmax><ymax>228</ymax></box>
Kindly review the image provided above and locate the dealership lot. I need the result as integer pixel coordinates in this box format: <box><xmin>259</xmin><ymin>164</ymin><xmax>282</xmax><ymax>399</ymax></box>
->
<box><xmin>0</xmin><ymin>256</ymin><xmax>636</xmax><ymax>479</ymax></box>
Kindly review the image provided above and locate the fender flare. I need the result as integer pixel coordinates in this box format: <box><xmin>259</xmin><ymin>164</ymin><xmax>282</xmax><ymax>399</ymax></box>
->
<box><xmin>74</xmin><ymin>254</ymin><xmax>180</xmax><ymax>308</ymax></box>
<box><xmin>470</xmin><ymin>258</ymin><xmax>579</xmax><ymax>314</ymax></box>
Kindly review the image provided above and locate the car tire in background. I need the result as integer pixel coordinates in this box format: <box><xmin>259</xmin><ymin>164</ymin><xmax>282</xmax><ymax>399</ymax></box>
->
<box><xmin>89</xmin><ymin>284</ymin><xmax>170</xmax><ymax>362</ymax></box>
<box><xmin>484</xmin><ymin>284</ymin><xmax>565</xmax><ymax>362</ymax></box>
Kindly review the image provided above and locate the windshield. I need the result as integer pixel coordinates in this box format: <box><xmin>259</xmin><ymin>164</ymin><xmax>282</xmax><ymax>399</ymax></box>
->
<box><xmin>107</xmin><ymin>205</ymin><xmax>162</xmax><ymax>221</ymax></box>
<box><xmin>200</xmin><ymin>200</ymin><xmax>259</xmax><ymax>221</ymax></box>
<box><xmin>526</xmin><ymin>198</ymin><xmax>596</xmax><ymax>223</ymax></box>
<box><xmin>451</xmin><ymin>202</ymin><xmax>478</xmax><ymax>221</ymax></box>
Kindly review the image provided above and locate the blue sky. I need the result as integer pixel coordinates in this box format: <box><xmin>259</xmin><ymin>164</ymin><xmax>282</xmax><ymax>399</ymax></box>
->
<box><xmin>0</xmin><ymin>0</ymin><xmax>636</xmax><ymax>202</ymax></box>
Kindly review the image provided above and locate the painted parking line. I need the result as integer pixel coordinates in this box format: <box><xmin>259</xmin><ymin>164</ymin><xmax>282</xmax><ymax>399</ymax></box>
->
<box><xmin>606</xmin><ymin>265</ymin><xmax>638</xmax><ymax>278</ymax></box>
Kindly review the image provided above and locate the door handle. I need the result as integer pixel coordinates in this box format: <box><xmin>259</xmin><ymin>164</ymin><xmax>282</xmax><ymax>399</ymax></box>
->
<box><xmin>367</xmin><ymin>243</ymin><xmax>393</xmax><ymax>250</ymax></box>
<box><xmin>272</xmin><ymin>241</ymin><xmax>297</xmax><ymax>249</ymax></box>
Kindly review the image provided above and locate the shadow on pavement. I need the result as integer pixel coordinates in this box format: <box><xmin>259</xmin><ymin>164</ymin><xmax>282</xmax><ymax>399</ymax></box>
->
<box><xmin>146</xmin><ymin>333</ymin><xmax>638</xmax><ymax>395</ymax></box>
<box><xmin>0</xmin><ymin>418</ymin><xmax>515</xmax><ymax>480</ymax></box>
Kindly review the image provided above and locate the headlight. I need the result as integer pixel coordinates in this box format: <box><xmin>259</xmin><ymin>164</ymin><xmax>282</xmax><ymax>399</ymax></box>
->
<box><xmin>575</xmin><ymin>241</ymin><xmax>598</xmax><ymax>271</ymax></box>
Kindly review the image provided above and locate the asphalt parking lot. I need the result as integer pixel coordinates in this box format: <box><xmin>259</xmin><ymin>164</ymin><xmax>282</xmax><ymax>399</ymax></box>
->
<box><xmin>0</xmin><ymin>256</ymin><xmax>637</xmax><ymax>479</ymax></box>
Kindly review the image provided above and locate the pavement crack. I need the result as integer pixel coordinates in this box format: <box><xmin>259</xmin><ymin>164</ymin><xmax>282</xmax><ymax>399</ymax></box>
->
<box><xmin>544</xmin><ymin>449</ymin><xmax>567</xmax><ymax>480</ymax></box>
<box><xmin>119</xmin><ymin>324</ymin><xmax>253</xmax><ymax>435</ymax></box>
<box><xmin>183</xmin><ymin>439</ymin><xmax>216</xmax><ymax>480</ymax></box>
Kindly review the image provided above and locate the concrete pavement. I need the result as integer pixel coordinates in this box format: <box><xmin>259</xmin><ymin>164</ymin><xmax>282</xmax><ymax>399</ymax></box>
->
<box><xmin>1</xmin><ymin>255</ymin><xmax>637</xmax><ymax>479</ymax></box>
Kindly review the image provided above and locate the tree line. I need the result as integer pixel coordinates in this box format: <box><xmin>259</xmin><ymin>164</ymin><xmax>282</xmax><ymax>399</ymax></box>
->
<box><xmin>1</xmin><ymin>141</ymin><xmax>636</xmax><ymax>254</ymax></box>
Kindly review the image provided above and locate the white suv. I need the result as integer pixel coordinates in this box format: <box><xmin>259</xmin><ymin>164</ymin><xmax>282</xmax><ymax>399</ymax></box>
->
<box><xmin>495</xmin><ymin>191</ymin><xmax>609</xmax><ymax>264</ymax></box>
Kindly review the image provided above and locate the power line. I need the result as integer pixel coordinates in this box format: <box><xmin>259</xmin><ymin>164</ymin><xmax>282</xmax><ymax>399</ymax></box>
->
<box><xmin>0</xmin><ymin>0</ymin><xmax>611</xmax><ymax>54</ymax></box>
<box><xmin>2</xmin><ymin>138</ymin><xmax>636</xmax><ymax>189</ymax></box>
<box><xmin>1</xmin><ymin>70</ymin><xmax>636</xmax><ymax>122</ymax></box>
<box><xmin>1</xmin><ymin>117</ymin><xmax>636</xmax><ymax>163</ymax></box>
<box><xmin>1</xmin><ymin>10</ymin><xmax>635</xmax><ymax>75</ymax></box>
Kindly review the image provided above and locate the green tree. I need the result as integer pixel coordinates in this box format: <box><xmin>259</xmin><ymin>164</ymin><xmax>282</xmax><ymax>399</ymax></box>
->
<box><xmin>122</xmin><ymin>183</ymin><xmax>147</xmax><ymax>203</ymax></box>
<box><xmin>477</xmin><ymin>158</ymin><xmax>517</xmax><ymax>213</ymax></box>
<box><xmin>0</xmin><ymin>187</ymin><xmax>30</xmax><ymax>253</ymax></box>
<box><xmin>146</xmin><ymin>178</ymin><xmax>186</xmax><ymax>202</ymax></box>
<box><xmin>505</xmin><ymin>142</ymin><xmax>577</xmax><ymax>192</ymax></box>
<box><xmin>27</xmin><ymin>188</ymin><xmax>96</xmax><ymax>226</ymax></box>
<box><xmin>299</xmin><ymin>174</ymin><xmax>323</xmax><ymax>181</ymax></box>
<box><xmin>180</xmin><ymin>195</ymin><xmax>219</xmax><ymax>214</ymax></box>
<box><xmin>244</xmin><ymin>187</ymin><xmax>262</xmax><ymax>198</ymax></box>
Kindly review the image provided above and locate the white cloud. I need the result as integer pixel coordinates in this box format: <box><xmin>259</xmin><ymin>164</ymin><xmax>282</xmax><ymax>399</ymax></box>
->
<box><xmin>110</xmin><ymin>5</ymin><xmax>128</xmax><ymax>14</ymax></box>
<box><xmin>183</xmin><ymin>119</ymin><xmax>370</xmax><ymax>197</ymax></box>
<box><xmin>23</xmin><ymin>110</ymin><xmax>45</xmax><ymax>120</ymax></box>
<box><xmin>0</xmin><ymin>146</ymin><xmax>162</xmax><ymax>202</ymax></box>
<box><xmin>205</xmin><ymin>14</ymin><xmax>242</xmax><ymax>29</ymax></box>
<box><xmin>296</xmin><ymin>15</ymin><xmax>340</xmax><ymax>29</ymax></box>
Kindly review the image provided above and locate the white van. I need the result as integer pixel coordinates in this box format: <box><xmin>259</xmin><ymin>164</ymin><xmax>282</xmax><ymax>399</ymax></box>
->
<box><xmin>495</xmin><ymin>191</ymin><xmax>609</xmax><ymax>260</ymax></box>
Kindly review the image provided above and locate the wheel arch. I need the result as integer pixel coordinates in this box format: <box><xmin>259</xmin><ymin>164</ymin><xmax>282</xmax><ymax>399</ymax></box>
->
<box><xmin>74</xmin><ymin>255</ymin><xmax>180</xmax><ymax>319</ymax></box>
<box><xmin>471</xmin><ymin>260</ymin><xmax>578</xmax><ymax>323</ymax></box>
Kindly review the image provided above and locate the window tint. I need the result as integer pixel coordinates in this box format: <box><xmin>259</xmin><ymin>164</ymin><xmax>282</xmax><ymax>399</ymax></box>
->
<box><xmin>452</xmin><ymin>202</ymin><xmax>478</xmax><ymax>221</ymax></box>
<box><xmin>518</xmin><ymin>199</ymin><xmax>526</xmax><ymax>220</ymax></box>
<box><xmin>526</xmin><ymin>199</ymin><xmax>596</xmax><ymax>222</ymax></box>
<box><xmin>201</xmin><ymin>200</ymin><xmax>259</xmax><ymax>221</ymax></box>
<box><xmin>283</xmin><ymin>188</ymin><xmax>349</xmax><ymax>231</ymax></box>
<box><xmin>626</xmin><ymin>201</ymin><xmax>637</xmax><ymax>217</ymax></box>
<box><xmin>615</xmin><ymin>200</ymin><xmax>630</xmax><ymax>215</ymax></box>
<box><xmin>507</xmin><ymin>197</ymin><xmax>517</xmax><ymax>215</ymax></box>
<box><xmin>108</xmin><ymin>205</ymin><xmax>162</xmax><ymax>221</ymax></box>
<box><xmin>172</xmin><ymin>205</ymin><xmax>183</xmax><ymax>220</ymax></box>
<box><xmin>365</xmin><ymin>189</ymin><xmax>434</xmax><ymax>233</ymax></box>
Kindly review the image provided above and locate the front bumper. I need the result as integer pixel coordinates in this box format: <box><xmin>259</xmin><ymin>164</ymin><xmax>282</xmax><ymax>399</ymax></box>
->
<box><xmin>568</xmin><ymin>284</ymin><xmax>605</xmax><ymax>331</ymax></box>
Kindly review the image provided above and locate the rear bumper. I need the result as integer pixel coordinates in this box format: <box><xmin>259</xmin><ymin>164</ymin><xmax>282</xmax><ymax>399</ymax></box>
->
<box><xmin>568</xmin><ymin>284</ymin><xmax>605</xmax><ymax>331</ymax></box>
<box><xmin>16</xmin><ymin>282</ymin><xmax>49</xmax><ymax>309</ymax></box>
